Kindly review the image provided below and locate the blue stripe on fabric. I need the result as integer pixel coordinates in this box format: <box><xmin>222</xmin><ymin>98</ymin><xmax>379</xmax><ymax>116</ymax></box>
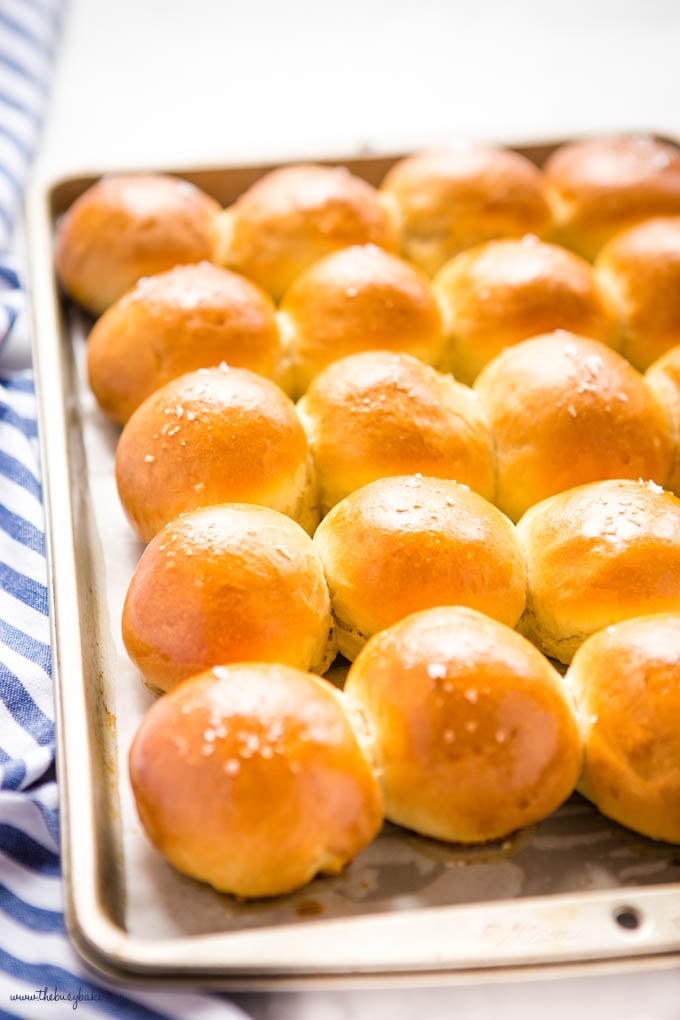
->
<box><xmin>0</xmin><ymin>52</ymin><xmax>48</xmax><ymax>96</ymax></box>
<box><xmin>0</xmin><ymin>88</ymin><xmax>42</xmax><ymax>123</ymax></box>
<box><xmin>0</xmin><ymin>200</ymin><xmax>13</xmax><ymax>238</ymax></box>
<box><xmin>0</xmin><ymin>160</ymin><xmax>22</xmax><ymax>199</ymax></box>
<box><xmin>0</xmin><ymin>401</ymin><xmax>38</xmax><ymax>438</ymax></box>
<box><xmin>21</xmin><ymin>0</ymin><xmax>63</xmax><ymax>33</ymax></box>
<box><xmin>0</xmin><ymin>619</ymin><xmax>51</xmax><ymax>674</ymax></box>
<box><xmin>0</xmin><ymin>121</ymin><xmax>33</xmax><ymax>162</ymax></box>
<box><xmin>0</xmin><ymin>758</ymin><xmax>26</xmax><ymax>791</ymax></box>
<box><xmin>2</xmin><ymin>306</ymin><xmax>17</xmax><ymax>332</ymax></box>
<box><xmin>0</xmin><ymin>885</ymin><xmax>62</xmax><ymax>932</ymax></box>
<box><xmin>0</xmin><ymin>562</ymin><xmax>48</xmax><ymax>615</ymax></box>
<box><xmin>30</xmin><ymin>798</ymin><xmax>59</xmax><ymax>846</ymax></box>
<box><xmin>0</xmin><ymin>504</ymin><xmax>45</xmax><ymax>555</ymax></box>
<box><xmin>0</xmin><ymin>1008</ymin><xmax>24</xmax><ymax>1019</ymax></box>
<box><xmin>0</xmin><ymin>450</ymin><xmax>41</xmax><ymax>500</ymax></box>
<box><xmin>0</xmin><ymin>11</ymin><xmax>55</xmax><ymax>61</ymax></box>
<box><xmin>1</xmin><ymin>376</ymin><xmax>33</xmax><ymax>394</ymax></box>
<box><xmin>0</xmin><ymin>949</ymin><xmax>175</xmax><ymax>1020</ymax></box>
<box><xmin>0</xmin><ymin>825</ymin><xmax>60</xmax><ymax>875</ymax></box>
<box><xmin>0</xmin><ymin>665</ymin><xmax>53</xmax><ymax>745</ymax></box>
<box><xmin>0</xmin><ymin>265</ymin><xmax>21</xmax><ymax>289</ymax></box>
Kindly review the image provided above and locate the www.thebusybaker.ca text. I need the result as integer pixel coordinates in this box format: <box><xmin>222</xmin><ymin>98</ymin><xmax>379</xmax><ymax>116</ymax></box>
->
<box><xmin>9</xmin><ymin>985</ymin><xmax>102</xmax><ymax>1010</ymax></box>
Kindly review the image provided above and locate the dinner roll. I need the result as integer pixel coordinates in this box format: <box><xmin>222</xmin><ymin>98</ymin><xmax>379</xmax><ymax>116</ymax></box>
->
<box><xmin>115</xmin><ymin>366</ymin><xmax>317</xmax><ymax>543</ymax></box>
<box><xmin>122</xmin><ymin>504</ymin><xmax>336</xmax><ymax>691</ymax></box>
<box><xmin>568</xmin><ymin>614</ymin><xmax>680</xmax><ymax>844</ymax></box>
<box><xmin>544</xmin><ymin>134</ymin><xmax>680</xmax><ymax>260</ymax></box>
<box><xmin>381</xmin><ymin>142</ymin><xmax>552</xmax><ymax>275</ymax></box>
<box><xmin>129</xmin><ymin>663</ymin><xmax>384</xmax><ymax>898</ymax></box>
<box><xmin>216</xmin><ymin>164</ymin><xmax>398</xmax><ymax>299</ymax></box>
<box><xmin>595</xmin><ymin>217</ymin><xmax>680</xmax><ymax>370</ymax></box>
<box><xmin>313</xmin><ymin>475</ymin><xmax>526</xmax><ymax>661</ymax></box>
<box><xmin>474</xmin><ymin>331</ymin><xmax>672</xmax><ymax>522</ymax></box>
<box><xmin>55</xmin><ymin>174</ymin><xmax>221</xmax><ymax>315</ymax></box>
<box><xmin>433</xmin><ymin>236</ymin><xmax>619</xmax><ymax>385</ymax></box>
<box><xmin>646</xmin><ymin>346</ymin><xmax>680</xmax><ymax>495</ymax></box>
<box><xmin>280</xmin><ymin>244</ymin><xmax>447</xmax><ymax>397</ymax></box>
<box><xmin>297</xmin><ymin>351</ymin><xmax>495</xmax><ymax>513</ymax></box>
<box><xmin>345</xmin><ymin>606</ymin><xmax>582</xmax><ymax>843</ymax></box>
<box><xmin>86</xmin><ymin>262</ymin><xmax>284</xmax><ymax>425</ymax></box>
<box><xmin>516</xmin><ymin>479</ymin><xmax>680</xmax><ymax>664</ymax></box>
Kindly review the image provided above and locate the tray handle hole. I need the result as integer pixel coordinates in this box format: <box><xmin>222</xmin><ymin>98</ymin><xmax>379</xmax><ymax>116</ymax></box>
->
<box><xmin>614</xmin><ymin>905</ymin><xmax>642</xmax><ymax>931</ymax></box>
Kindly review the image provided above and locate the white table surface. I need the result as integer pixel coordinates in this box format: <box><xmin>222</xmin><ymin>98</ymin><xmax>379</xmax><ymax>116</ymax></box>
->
<box><xmin>15</xmin><ymin>0</ymin><xmax>680</xmax><ymax>1016</ymax></box>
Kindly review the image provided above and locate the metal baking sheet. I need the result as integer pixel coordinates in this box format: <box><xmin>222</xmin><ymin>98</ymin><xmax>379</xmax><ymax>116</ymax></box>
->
<box><xmin>24</xmin><ymin>141</ymin><xmax>680</xmax><ymax>989</ymax></box>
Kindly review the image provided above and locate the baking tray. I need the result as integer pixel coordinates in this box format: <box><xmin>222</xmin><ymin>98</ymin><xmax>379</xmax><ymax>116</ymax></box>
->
<box><xmin>24</xmin><ymin>140</ymin><xmax>680</xmax><ymax>989</ymax></box>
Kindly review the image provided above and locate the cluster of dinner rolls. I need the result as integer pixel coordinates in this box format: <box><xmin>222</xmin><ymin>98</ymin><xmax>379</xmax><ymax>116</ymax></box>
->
<box><xmin>54</xmin><ymin>133</ymin><xmax>680</xmax><ymax>900</ymax></box>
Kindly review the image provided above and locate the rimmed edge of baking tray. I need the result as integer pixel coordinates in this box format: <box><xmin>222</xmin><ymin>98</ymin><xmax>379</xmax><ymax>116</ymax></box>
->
<box><xmin>25</xmin><ymin>137</ymin><xmax>680</xmax><ymax>989</ymax></box>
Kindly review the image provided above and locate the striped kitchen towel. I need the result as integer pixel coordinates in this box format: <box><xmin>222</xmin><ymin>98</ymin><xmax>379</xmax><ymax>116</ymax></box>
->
<box><xmin>0</xmin><ymin>375</ymin><xmax>252</xmax><ymax>1018</ymax></box>
<box><xmin>0</xmin><ymin>2</ymin><xmax>252</xmax><ymax>1017</ymax></box>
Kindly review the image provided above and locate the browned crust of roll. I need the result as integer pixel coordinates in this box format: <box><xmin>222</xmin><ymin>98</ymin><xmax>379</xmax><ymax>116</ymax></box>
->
<box><xmin>129</xmin><ymin>663</ymin><xmax>384</xmax><ymax>897</ymax></box>
<box><xmin>568</xmin><ymin>613</ymin><xmax>680</xmax><ymax>844</ymax></box>
<box><xmin>345</xmin><ymin>606</ymin><xmax>582</xmax><ymax>843</ymax></box>
<box><xmin>55</xmin><ymin>174</ymin><xmax>221</xmax><ymax>315</ymax></box>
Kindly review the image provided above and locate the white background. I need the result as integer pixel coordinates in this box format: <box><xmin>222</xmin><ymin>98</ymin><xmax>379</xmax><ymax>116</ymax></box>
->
<box><xmin>25</xmin><ymin>0</ymin><xmax>680</xmax><ymax>1016</ymax></box>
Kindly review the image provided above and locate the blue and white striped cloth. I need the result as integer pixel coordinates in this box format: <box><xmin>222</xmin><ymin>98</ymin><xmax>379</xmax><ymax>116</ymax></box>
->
<box><xmin>0</xmin><ymin>2</ymin><xmax>252</xmax><ymax>1016</ymax></box>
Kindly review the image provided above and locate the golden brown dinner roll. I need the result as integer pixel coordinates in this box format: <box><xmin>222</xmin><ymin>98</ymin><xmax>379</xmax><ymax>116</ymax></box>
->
<box><xmin>474</xmin><ymin>331</ymin><xmax>672</xmax><ymax>522</ymax></box>
<box><xmin>345</xmin><ymin>606</ymin><xmax>582</xmax><ymax>843</ymax></box>
<box><xmin>516</xmin><ymin>479</ymin><xmax>680</xmax><ymax>664</ymax></box>
<box><xmin>86</xmin><ymin>262</ymin><xmax>284</xmax><ymax>425</ymax></box>
<box><xmin>115</xmin><ymin>365</ymin><xmax>317</xmax><ymax>543</ymax></box>
<box><xmin>544</xmin><ymin>134</ymin><xmax>680</xmax><ymax>260</ymax></box>
<box><xmin>55</xmin><ymin>174</ymin><xmax>221</xmax><ymax>315</ymax></box>
<box><xmin>216</xmin><ymin>164</ymin><xmax>399</xmax><ymax>299</ymax></box>
<box><xmin>122</xmin><ymin>504</ymin><xmax>336</xmax><ymax>691</ymax></box>
<box><xmin>129</xmin><ymin>662</ymin><xmax>384</xmax><ymax>897</ymax></box>
<box><xmin>280</xmin><ymin>244</ymin><xmax>447</xmax><ymax>396</ymax></box>
<box><xmin>568</xmin><ymin>613</ymin><xmax>680</xmax><ymax>844</ymax></box>
<box><xmin>646</xmin><ymin>346</ymin><xmax>680</xmax><ymax>495</ymax></box>
<box><xmin>381</xmin><ymin>142</ymin><xmax>552</xmax><ymax>275</ymax></box>
<box><xmin>313</xmin><ymin>475</ymin><xmax>526</xmax><ymax>661</ymax></box>
<box><xmin>297</xmin><ymin>350</ymin><xmax>495</xmax><ymax>513</ymax></box>
<box><xmin>595</xmin><ymin>216</ymin><xmax>680</xmax><ymax>370</ymax></box>
<box><xmin>433</xmin><ymin>236</ymin><xmax>619</xmax><ymax>384</ymax></box>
